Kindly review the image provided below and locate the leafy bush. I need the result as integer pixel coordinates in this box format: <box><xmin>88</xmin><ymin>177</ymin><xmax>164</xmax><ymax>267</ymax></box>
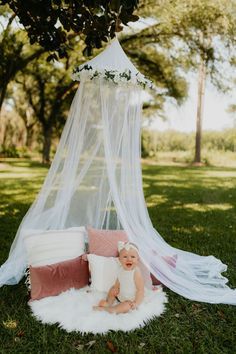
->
<box><xmin>141</xmin><ymin>129</ymin><xmax>236</xmax><ymax>158</ymax></box>
<box><xmin>0</xmin><ymin>145</ymin><xmax>20</xmax><ymax>158</ymax></box>
<box><xmin>0</xmin><ymin>145</ymin><xmax>33</xmax><ymax>158</ymax></box>
<box><xmin>17</xmin><ymin>146</ymin><xmax>31</xmax><ymax>158</ymax></box>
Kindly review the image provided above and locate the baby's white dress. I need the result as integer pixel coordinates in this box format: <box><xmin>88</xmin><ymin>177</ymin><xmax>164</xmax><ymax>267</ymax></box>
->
<box><xmin>117</xmin><ymin>266</ymin><xmax>138</xmax><ymax>302</ymax></box>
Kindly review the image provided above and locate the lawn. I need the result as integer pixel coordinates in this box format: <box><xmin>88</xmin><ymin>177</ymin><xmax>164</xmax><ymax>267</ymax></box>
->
<box><xmin>0</xmin><ymin>159</ymin><xmax>236</xmax><ymax>354</ymax></box>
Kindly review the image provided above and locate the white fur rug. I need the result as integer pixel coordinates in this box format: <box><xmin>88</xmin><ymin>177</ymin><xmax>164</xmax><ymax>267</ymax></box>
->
<box><xmin>29</xmin><ymin>286</ymin><xmax>167</xmax><ymax>334</ymax></box>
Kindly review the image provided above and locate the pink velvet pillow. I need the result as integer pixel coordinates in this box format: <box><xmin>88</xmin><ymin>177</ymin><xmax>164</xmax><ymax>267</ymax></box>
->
<box><xmin>30</xmin><ymin>255</ymin><xmax>89</xmax><ymax>301</ymax></box>
<box><xmin>151</xmin><ymin>274</ymin><xmax>162</xmax><ymax>286</ymax></box>
<box><xmin>87</xmin><ymin>227</ymin><xmax>128</xmax><ymax>257</ymax></box>
<box><xmin>151</xmin><ymin>254</ymin><xmax>178</xmax><ymax>286</ymax></box>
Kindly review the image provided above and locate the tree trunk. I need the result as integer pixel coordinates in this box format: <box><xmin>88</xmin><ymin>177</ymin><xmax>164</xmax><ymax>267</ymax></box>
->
<box><xmin>42</xmin><ymin>126</ymin><xmax>52</xmax><ymax>164</ymax></box>
<box><xmin>0</xmin><ymin>83</ymin><xmax>8</xmax><ymax>115</ymax></box>
<box><xmin>194</xmin><ymin>55</ymin><xmax>206</xmax><ymax>164</ymax></box>
<box><xmin>25</xmin><ymin>127</ymin><xmax>34</xmax><ymax>149</ymax></box>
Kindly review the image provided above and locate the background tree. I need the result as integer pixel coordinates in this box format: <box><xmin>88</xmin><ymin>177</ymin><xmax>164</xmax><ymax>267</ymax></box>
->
<box><xmin>2</xmin><ymin>0</ymin><xmax>236</xmax><ymax>163</ymax></box>
<box><xmin>15</xmin><ymin>41</ymin><xmax>84</xmax><ymax>162</ymax></box>
<box><xmin>227</xmin><ymin>104</ymin><xmax>236</xmax><ymax>129</ymax></box>
<box><xmin>0</xmin><ymin>106</ymin><xmax>25</xmax><ymax>155</ymax></box>
<box><xmin>138</xmin><ymin>0</ymin><xmax>236</xmax><ymax>163</ymax></box>
<box><xmin>13</xmin><ymin>86</ymin><xmax>38</xmax><ymax>149</ymax></box>
<box><xmin>121</xmin><ymin>34</ymin><xmax>188</xmax><ymax>115</ymax></box>
<box><xmin>0</xmin><ymin>5</ymin><xmax>44</xmax><ymax>114</ymax></box>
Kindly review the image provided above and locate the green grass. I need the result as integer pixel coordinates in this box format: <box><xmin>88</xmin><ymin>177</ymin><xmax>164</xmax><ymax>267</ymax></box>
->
<box><xmin>0</xmin><ymin>159</ymin><xmax>236</xmax><ymax>354</ymax></box>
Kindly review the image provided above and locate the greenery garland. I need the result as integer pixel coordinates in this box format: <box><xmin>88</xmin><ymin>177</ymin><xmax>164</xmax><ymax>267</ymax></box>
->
<box><xmin>72</xmin><ymin>64</ymin><xmax>152</xmax><ymax>89</ymax></box>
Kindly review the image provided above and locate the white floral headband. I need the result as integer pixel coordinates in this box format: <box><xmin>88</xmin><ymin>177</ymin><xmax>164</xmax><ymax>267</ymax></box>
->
<box><xmin>118</xmin><ymin>241</ymin><xmax>139</xmax><ymax>253</ymax></box>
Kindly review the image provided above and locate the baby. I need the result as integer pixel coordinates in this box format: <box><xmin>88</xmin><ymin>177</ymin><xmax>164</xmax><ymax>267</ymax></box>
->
<box><xmin>94</xmin><ymin>241</ymin><xmax>144</xmax><ymax>314</ymax></box>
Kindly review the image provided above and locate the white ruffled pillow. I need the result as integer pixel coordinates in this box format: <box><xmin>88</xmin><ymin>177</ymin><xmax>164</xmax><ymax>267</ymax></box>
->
<box><xmin>87</xmin><ymin>254</ymin><xmax>120</xmax><ymax>292</ymax></box>
<box><xmin>24</xmin><ymin>227</ymin><xmax>87</xmax><ymax>267</ymax></box>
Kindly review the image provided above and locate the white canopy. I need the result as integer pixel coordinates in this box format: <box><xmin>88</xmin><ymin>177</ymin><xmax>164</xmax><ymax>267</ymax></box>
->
<box><xmin>0</xmin><ymin>38</ymin><xmax>235</xmax><ymax>305</ymax></box>
<box><xmin>80</xmin><ymin>38</ymin><xmax>139</xmax><ymax>73</ymax></box>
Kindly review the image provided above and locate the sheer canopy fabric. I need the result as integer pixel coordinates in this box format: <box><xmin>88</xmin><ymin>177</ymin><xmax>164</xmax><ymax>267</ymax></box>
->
<box><xmin>1</xmin><ymin>39</ymin><xmax>235</xmax><ymax>305</ymax></box>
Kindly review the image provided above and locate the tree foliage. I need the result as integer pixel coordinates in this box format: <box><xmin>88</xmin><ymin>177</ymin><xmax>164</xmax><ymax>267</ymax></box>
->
<box><xmin>138</xmin><ymin>0</ymin><xmax>236</xmax><ymax>88</ymax></box>
<box><xmin>0</xmin><ymin>5</ymin><xmax>45</xmax><ymax>112</ymax></box>
<box><xmin>0</xmin><ymin>0</ymin><xmax>139</xmax><ymax>58</ymax></box>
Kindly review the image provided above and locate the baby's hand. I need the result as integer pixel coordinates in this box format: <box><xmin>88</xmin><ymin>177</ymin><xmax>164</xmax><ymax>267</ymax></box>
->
<box><xmin>110</xmin><ymin>286</ymin><xmax>119</xmax><ymax>297</ymax></box>
<box><xmin>129</xmin><ymin>301</ymin><xmax>137</xmax><ymax>310</ymax></box>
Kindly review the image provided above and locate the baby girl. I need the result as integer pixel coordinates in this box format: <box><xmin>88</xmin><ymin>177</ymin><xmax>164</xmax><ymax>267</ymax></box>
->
<box><xmin>94</xmin><ymin>241</ymin><xmax>144</xmax><ymax>314</ymax></box>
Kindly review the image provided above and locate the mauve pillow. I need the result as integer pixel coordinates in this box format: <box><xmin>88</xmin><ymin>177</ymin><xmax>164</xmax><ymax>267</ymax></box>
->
<box><xmin>151</xmin><ymin>254</ymin><xmax>178</xmax><ymax>286</ymax></box>
<box><xmin>30</xmin><ymin>256</ymin><xmax>89</xmax><ymax>301</ymax></box>
<box><xmin>87</xmin><ymin>227</ymin><xmax>128</xmax><ymax>257</ymax></box>
<box><xmin>151</xmin><ymin>274</ymin><xmax>162</xmax><ymax>286</ymax></box>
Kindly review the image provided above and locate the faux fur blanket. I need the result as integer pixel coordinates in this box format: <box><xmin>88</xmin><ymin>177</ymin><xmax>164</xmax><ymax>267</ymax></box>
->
<box><xmin>29</xmin><ymin>286</ymin><xmax>167</xmax><ymax>334</ymax></box>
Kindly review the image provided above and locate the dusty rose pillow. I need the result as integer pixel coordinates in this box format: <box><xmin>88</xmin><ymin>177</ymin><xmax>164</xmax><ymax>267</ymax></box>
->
<box><xmin>87</xmin><ymin>227</ymin><xmax>128</xmax><ymax>257</ymax></box>
<box><xmin>151</xmin><ymin>274</ymin><xmax>162</xmax><ymax>286</ymax></box>
<box><xmin>151</xmin><ymin>254</ymin><xmax>178</xmax><ymax>285</ymax></box>
<box><xmin>30</xmin><ymin>255</ymin><xmax>89</xmax><ymax>301</ymax></box>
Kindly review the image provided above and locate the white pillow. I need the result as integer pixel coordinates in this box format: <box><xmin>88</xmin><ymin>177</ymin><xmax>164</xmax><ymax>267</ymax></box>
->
<box><xmin>87</xmin><ymin>254</ymin><xmax>120</xmax><ymax>292</ymax></box>
<box><xmin>24</xmin><ymin>227</ymin><xmax>87</xmax><ymax>267</ymax></box>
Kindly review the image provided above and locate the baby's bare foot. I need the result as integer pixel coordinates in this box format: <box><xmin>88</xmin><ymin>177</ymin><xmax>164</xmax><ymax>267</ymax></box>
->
<box><xmin>93</xmin><ymin>306</ymin><xmax>106</xmax><ymax>311</ymax></box>
<box><xmin>105</xmin><ymin>307</ymin><xmax>115</xmax><ymax>314</ymax></box>
<box><xmin>98</xmin><ymin>299</ymin><xmax>109</xmax><ymax>307</ymax></box>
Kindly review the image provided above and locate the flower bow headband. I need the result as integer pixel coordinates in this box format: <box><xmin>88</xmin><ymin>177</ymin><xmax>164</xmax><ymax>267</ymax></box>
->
<box><xmin>118</xmin><ymin>241</ymin><xmax>139</xmax><ymax>253</ymax></box>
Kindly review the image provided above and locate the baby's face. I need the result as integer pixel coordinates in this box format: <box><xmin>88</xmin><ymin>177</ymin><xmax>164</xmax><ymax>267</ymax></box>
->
<box><xmin>119</xmin><ymin>248</ymin><xmax>139</xmax><ymax>270</ymax></box>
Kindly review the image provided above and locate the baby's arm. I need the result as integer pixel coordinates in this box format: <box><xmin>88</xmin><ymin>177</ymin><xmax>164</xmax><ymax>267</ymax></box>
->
<box><xmin>132</xmin><ymin>268</ymin><xmax>144</xmax><ymax>308</ymax></box>
<box><xmin>106</xmin><ymin>279</ymin><xmax>120</xmax><ymax>305</ymax></box>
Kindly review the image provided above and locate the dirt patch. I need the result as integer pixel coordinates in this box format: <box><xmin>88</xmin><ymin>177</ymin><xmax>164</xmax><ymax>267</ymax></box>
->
<box><xmin>0</xmin><ymin>161</ymin><xmax>9</xmax><ymax>170</ymax></box>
